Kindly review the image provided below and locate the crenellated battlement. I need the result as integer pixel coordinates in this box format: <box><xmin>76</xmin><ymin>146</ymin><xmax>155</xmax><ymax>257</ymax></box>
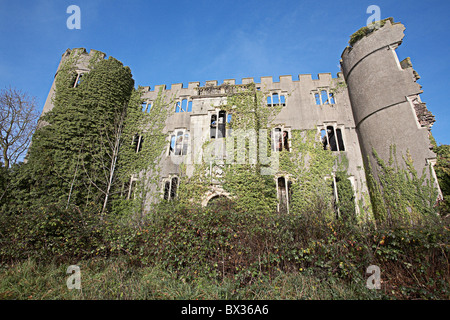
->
<box><xmin>62</xmin><ymin>48</ymin><xmax>107</xmax><ymax>60</ymax></box>
<box><xmin>143</xmin><ymin>73</ymin><xmax>344</xmax><ymax>93</ymax></box>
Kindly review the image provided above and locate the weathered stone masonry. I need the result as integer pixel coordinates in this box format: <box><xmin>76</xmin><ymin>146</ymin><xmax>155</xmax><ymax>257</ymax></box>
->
<box><xmin>39</xmin><ymin>20</ymin><xmax>440</xmax><ymax>215</ymax></box>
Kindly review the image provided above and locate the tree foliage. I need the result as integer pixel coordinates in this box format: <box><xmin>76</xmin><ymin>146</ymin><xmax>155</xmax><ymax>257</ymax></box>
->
<box><xmin>0</xmin><ymin>87</ymin><xmax>39</xmax><ymax>169</ymax></box>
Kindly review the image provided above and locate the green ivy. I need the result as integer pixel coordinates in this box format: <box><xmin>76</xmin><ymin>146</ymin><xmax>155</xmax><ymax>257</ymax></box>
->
<box><xmin>24</xmin><ymin>51</ymin><xmax>134</xmax><ymax>211</ymax></box>
<box><xmin>365</xmin><ymin>145</ymin><xmax>439</xmax><ymax>225</ymax></box>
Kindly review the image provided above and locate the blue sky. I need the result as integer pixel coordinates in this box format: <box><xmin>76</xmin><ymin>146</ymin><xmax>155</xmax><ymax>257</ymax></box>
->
<box><xmin>1</xmin><ymin>0</ymin><xmax>449</xmax><ymax>145</ymax></box>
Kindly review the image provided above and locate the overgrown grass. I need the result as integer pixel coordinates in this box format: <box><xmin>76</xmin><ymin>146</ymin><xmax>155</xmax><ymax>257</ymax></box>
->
<box><xmin>0</xmin><ymin>258</ymin><xmax>384</xmax><ymax>300</ymax></box>
<box><xmin>0</xmin><ymin>200</ymin><xmax>448</xmax><ymax>300</ymax></box>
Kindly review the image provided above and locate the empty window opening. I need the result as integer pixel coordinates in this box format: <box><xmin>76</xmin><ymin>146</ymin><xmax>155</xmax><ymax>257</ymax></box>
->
<box><xmin>163</xmin><ymin>176</ymin><xmax>179</xmax><ymax>201</ymax></box>
<box><xmin>336</xmin><ymin>129</ymin><xmax>345</xmax><ymax>151</ymax></box>
<box><xmin>267</xmin><ymin>93</ymin><xmax>286</xmax><ymax>106</ymax></box>
<box><xmin>210</xmin><ymin>111</ymin><xmax>229</xmax><ymax>139</ymax></box>
<box><xmin>163</xmin><ymin>180</ymin><xmax>171</xmax><ymax>200</ymax></box>
<box><xmin>175</xmin><ymin>131</ymin><xmax>183</xmax><ymax>155</ymax></box>
<box><xmin>138</xmin><ymin>136</ymin><xmax>144</xmax><ymax>152</ymax></box>
<box><xmin>76</xmin><ymin>74</ymin><xmax>83</xmax><ymax>87</ymax></box>
<box><xmin>321</xmin><ymin>90</ymin><xmax>329</xmax><ymax>105</ymax></box>
<box><xmin>283</xmin><ymin>131</ymin><xmax>289</xmax><ymax>151</ymax></box>
<box><xmin>133</xmin><ymin>134</ymin><xmax>143</xmax><ymax>153</ymax></box>
<box><xmin>322</xmin><ymin>126</ymin><xmax>344</xmax><ymax>152</ymax></box>
<box><xmin>277</xmin><ymin>177</ymin><xmax>291</xmax><ymax>214</ymax></box>
<box><xmin>315</xmin><ymin>93</ymin><xmax>321</xmax><ymax>105</ymax></box>
<box><xmin>274</xmin><ymin>128</ymin><xmax>282</xmax><ymax>151</ymax></box>
<box><xmin>169</xmin><ymin>134</ymin><xmax>176</xmax><ymax>154</ymax></box>
<box><xmin>314</xmin><ymin>89</ymin><xmax>335</xmax><ymax>105</ymax></box>
<box><xmin>181</xmin><ymin>99</ymin><xmax>188</xmax><ymax>112</ymax></box>
<box><xmin>320</xmin><ymin>129</ymin><xmax>327</xmax><ymax>144</ymax></box>
<box><xmin>170</xmin><ymin>177</ymin><xmax>178</xmax><ymax>199</ymax></box>
<box><xmin>71</xmin><ymin>73</ymin><xmax>84</xmax><ymax>88</ymax></box>
<box><xmin>329</xmin><ymin>93</ymin><xmax>335</xmax><ymax>104</ymax></box>
<box><xmin>218</xmin><ymin>110</ymin><xmax>226</xmax><ymax>138</ymax></box>
<box><xmin>272</xmin><ymin>93</ymin><xmax>279</xmax><ymax>105</ymax></box>
<box><xmin>327</xmin><ymin>126</ymin><xmax>337</xmax><ymax>151</ymax></box>
<box><xmin>272</xmin><ymin>128</ymin><xmax>290</xmax><ymax>152</ymax></box>
<box><xmin>169</xmin><ymin>130</ymin><xmax>189</xmax><ymax>156</ymax></box>
<box><xmin>175</xmin><ymin>99</ymin><xmax>191</xmax><ymax>113</ymax></box>
<box><xmin>142</xmin><ymin>101</ymin><xmax>152</xmax><ymax>112</ymax></box>
<box><xmin>210</xmin><ymin>114</ymin><xmax>217</xmax><ymax>139</ymax></box>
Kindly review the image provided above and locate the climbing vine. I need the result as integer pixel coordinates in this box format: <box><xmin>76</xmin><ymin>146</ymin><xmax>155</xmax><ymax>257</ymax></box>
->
<box><xmin>364</xmin><ymin>145</ymin><xmax>439</xmax><ymax>225</ymax></box>
<box><xmin>111</xmin><ymin>87</ymin><xmax>175</xmax><ymax>216</ymax></box>
<box><xmin>175</xmin><ymin>83</ymin><xmax>349</xmax><ymax>218</ymax></box>
<box><xmin>25</xmin><ymin>50</ymin><xmax>135</xmax><ymax>211</ymax></box>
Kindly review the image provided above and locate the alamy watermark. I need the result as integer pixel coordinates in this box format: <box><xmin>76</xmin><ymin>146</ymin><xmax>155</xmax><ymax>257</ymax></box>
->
<box><xmin>366</xmin><ymin>265</ymin><xmax>381</xmax><ymax>289</ymax></box>
<box><xmin>66</xmin><ymin>265</ymin><xmax>81</xmax><ymax>290</ymax></box>
<box><xmin>366</xmin><ymin>5</ymin><xmax>381</xmax><ymax>30</ymax></box>
<box><xmin>169</xmin><ymin>127</ymin><xmax>279</xmax><ymax>175</ymax></box>
<box><xmin>67</xmin><ymin>5</ymin><xmax>81</xmax><ymax>30</ymax></box>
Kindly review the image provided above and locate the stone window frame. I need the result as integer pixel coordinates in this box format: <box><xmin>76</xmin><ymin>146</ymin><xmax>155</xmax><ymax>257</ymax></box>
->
<box><xmin>175</xmin><ymin>97</ymin><xmax>193</xmax><ymax>113</ymax></box>
<box><xmin>73</xmin><ymin>70</ymin><xmax>85</xmax><ymax>88</ymax></box>
<box><xmin>318</xmin><ymin>123</ymin><xmax>346</xmax><ymax>152</ymax></box>
<box><xmin>161</xmin><ymin>175</ymin><xmax>179</xmax><ymax>201</ymax></box>
<box><xmin>142</xmin><ymin>100</ymin><xmax>152</xmax><ymax>112</ymax></box>
<box><xmin>127</xmin><ymin>176</ymin><xmax>139</xmax><ymax>200</ymax></box>
<box><xmin>324</xmin><ymin>173</ymin><xmax>358</xmax><ymax>217</ymax></box>
<box><xmin>209</xmin><ymin>109</ymin><xmax>231</xmax><ymax>140</ymax></box>
<box><xmin>312</xmin><ymin>88</ymin><xmax>336</xmax><ymax>105</ymax></box>
<box><xmin>168</xmin><ymin>128</ymin><xmax>190</xmax><ymax>156</ymax></box>
<box><xmin>427</xmin><ymin>158</ymin><xmax>444</xmax><ymax>200</ymax></box>
<box><xmin>267</xmin><ymin>91</ymin><xmax>287</xmax><ymax>107</ymax></box>
<box><xmin>275</xmin><ymin>174</ymin><xmax>292</xmax><ymax>214</ymax></box>
<box><xmin>132</xmin><ymin>133</ymin><xmax>144</xmax><ymax>153</ymax></box>
<box><xmin>271</xmin><ymin>126</ymin><xmax>291</xmax><ymax>152</ymax></box>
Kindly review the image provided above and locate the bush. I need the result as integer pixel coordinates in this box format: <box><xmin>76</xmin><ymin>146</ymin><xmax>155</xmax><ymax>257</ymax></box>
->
<box><xmin>1</xmin><ymin>199</ymin><xmax>448</xmax><ymax>299</ymax></box>
<box><xmin>0</xmin><ymin>205</ymin><xmax>107</xmax><ymax>264</ymax></box>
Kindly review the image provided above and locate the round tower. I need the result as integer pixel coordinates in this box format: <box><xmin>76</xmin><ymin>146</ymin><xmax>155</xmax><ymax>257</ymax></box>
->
<box><xmin>41</xmin><ymin>48</ymin><xmax>106</xmax><ymax>117</ymax></box>
<box><xmin>340</xmin><ymin>19</ymin><xmax>436</xmax><ymax>183</ymax></box>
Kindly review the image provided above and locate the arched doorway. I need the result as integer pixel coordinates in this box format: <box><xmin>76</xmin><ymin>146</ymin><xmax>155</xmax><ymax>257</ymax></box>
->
<box><xmin>205</xmin><ymin>194</ymin><xmax>234</xmax><ymax>210</ymax></box>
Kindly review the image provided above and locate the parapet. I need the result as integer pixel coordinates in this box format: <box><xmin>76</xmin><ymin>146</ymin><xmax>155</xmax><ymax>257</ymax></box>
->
<box><xmin>341</xmin><ymin>19</ymin><xmax>405</xmax><ymax>76</ymax></box>
<box><xmin>62</xmin><ymin>48</ymin><xmax>107</xmax><ymax>60</ymax></box>
<box><xmin>143</xmin><ymin>73</ymin><xmax>344</xmax><ymax>93</ymax></box>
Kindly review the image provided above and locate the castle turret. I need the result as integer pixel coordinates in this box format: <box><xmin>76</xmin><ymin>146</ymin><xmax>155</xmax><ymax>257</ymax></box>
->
<box><xmin>40</xmin><ymin>48</ymin><xmax>106</xmax><ymax>118</ymax></box>
<box><xmin>341</xmin><ymin>19</ymin><xmax>436</xmax><ymax>183</ymax></box>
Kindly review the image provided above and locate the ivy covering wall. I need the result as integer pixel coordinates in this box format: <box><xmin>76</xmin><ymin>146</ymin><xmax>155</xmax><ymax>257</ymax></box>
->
<box><xmin>364</xmin><ymin>146</ymin><xmax>439</xmax><ymax>224</ymax></box>
<box><xmin>24</xmin><ymin>50</ymin><xmax>134</xmax><ymax>211</ymax></box>
<box><xmin>170</xmin><ymin>83</ymin><xmax>358</xmax><ymax>220</ymax></box>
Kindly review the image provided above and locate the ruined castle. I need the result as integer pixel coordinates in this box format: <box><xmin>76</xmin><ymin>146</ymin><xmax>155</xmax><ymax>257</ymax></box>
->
<box><xmin>40</xmin><ymin>19</ymin><xmax>441</xmax><ymax>217</ymax></box>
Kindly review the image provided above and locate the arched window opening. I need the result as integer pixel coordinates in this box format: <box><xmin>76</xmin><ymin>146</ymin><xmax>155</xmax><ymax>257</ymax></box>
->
<box><xmin>163</xmin><ymin>176</ymin><xmax>179</xmax><ymax>201</ymax></box>
<box><xmin>272</xmin><ymin>128</ymin><xmax>290</xmax><ymax>152</ymax></box>
<box><xmin>277</xmin><ymin>177</ymin><xmax>290</xmax><ymax>214</ymax></box>
<box><xmin>321</xmin><ymin>126</ymin><xmax>345</xmax><ymax>152</ymax></box>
